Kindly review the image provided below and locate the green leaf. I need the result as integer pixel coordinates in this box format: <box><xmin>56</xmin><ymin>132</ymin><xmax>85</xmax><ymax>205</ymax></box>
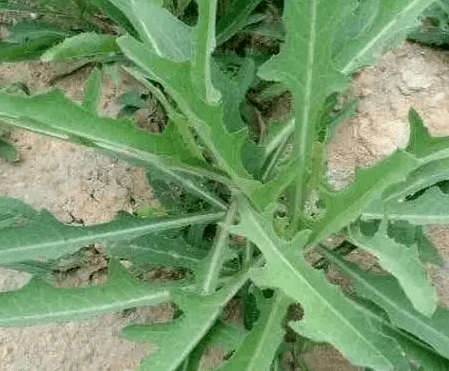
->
<box><xmin>0</xmin><ymin>195</ymin><xmax>225</xmax><ymax>264</ymax></box>
<box><xmin>349</xmin><ymin>219</ymin><xmax>438</xmax><ymax>317</ymax></box>
<box><xmin>122</xmin><ymin>269</ymin><xmax>251</xmax><ymax>371</ymax></box>
<box><xmin>82</xmin><ymin>67</ymin><xmax>102</xmax><ymax>114</ymax></box>
<box><xmin>131</xmin><ymin>0</ymin><xmax>195</xmax><ymax>61</ymax></box>
<box><xmin>321</xmin><ymin>248</ymin><xmax>449</xmax><ymax>360</ymax></box>
<box><xmin>197</xmin><ymin>202</ymin><xmax>236</xmax><ymax>296</ymax></box>
<box><xmin>408</xmin><ymin>1</ymin><xmax>449</xmax><ymax>46</ymax></box>
<box><xmin>213</xmin><ymin>56</ymin><xmax>256</xmax><ymax>132</ymax></box>
<box><xmin>258</xmin><ymin>0</ymin><xmax>354</xmax><ymax>223</ymax></box>
<box><xmin>332</xmin><ymin>0</ymin><xmax>435</xmax><ymax>75</ymax></box>
<box><xmin>382</xmin><ymin>324</ymin><xmax>449</xmax><ymax>371</ymax></box>
<box><xmin>0</xmin><ymin>21</ymin><xmax>70</xmax><ymax>61</ymax></box>
<box><xmin>105</xmin><ymin>232</ymin><xmax>209</xmax><ymax>272</ymax></box>
<box><xmin>308</xmin><ymin>150</ymin><xmax>418</xmax><ymax>247</ymax></box>
<box><xmin>363</xmin><ymin>186</ymin><xmax>449</xmax><ymax>225</ymax></box>
<box><xmin>41</xmin><ymin>32</ymin><xmax>120</xmax><ymax>61</ymax></box>
<box><xmin>407</xmin><ymin>108</ymin><xmax>449</xmax><ymax>161</ymax></box>
<box><xmin>90</xmin><ymin>0</ymin><xmax>140</xmax><ymax>39</ymax></box>
<box><xmin>183</xmin><ymin>320</ymin><xmax>247</xmax><ymax>371</ymax></box>
<box><xmin>382</xmin><ymin>158</ymin><xmax>449</xmax><ymax>203</ymax></box>
<box><xmin>117</xmin><ymin>35</ymin><xmax>258</xmax><ymax>193</ymax></box>
<box><xmin>0</xmin><ymin>260</ymin><xmax>171</xmax><ymax>326</ymax></box>
<box><xmin>6</xmin><ymin>21</ymin><xmax>73</xmax><ymax>43</ymax></box>
<box><xmin>191</xmin><ymin>0</ymin><xmax>221</xmax><ymax>104</ymax></box>
<box><xmin>215</xmin><ymin>0</ymin><xmax>263</xmax><ymax>45</ymax></box>
<box><xmin>217</xmin><ymin>291</ymin><xmax>290</xmax><ymax>371</ymax></box>
<box><xmin>227</xmin><ymin>198</ymin><xmax>409</xmax><ymax>371</ymax></box>
<box><xmin>0</xmin><ymin>89</ymin><xmax>203</xmax><ymax>169</ymax></box>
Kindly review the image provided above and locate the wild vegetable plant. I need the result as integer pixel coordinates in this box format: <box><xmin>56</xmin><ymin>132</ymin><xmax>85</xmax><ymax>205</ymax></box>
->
<box><xmin>0</xmin><ymin>0</ymin><xmax>449</xmax><ymax>370</ymax></box>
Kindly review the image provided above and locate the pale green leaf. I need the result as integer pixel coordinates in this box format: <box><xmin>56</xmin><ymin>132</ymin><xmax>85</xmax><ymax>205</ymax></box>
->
<box><xmin>41</xmin><ymin>32</ymin><xmax>120</xmax><ymax>61</ymax></box>
<box><xmin>333</xmin><ymin>0</ymin><xmax>435</xmax><ymax>75</ymax></box>
<box><xmin>322</xmin><ymin>248</ymin><xmax>449</xmax><ymax>360</ymax></box>
<box><xmin>0</xmin><ymin>195</ymin><xmax>225</xmax><ymax>264</ymax></box>
<box><xmin>218</xmin><ymin>291</ymin><xmax>290</xmax><ymax>371</ymax></box>
<box><xmin>122</xmin><ymin>270</ymin><xmax>251</xmax><ymax>371</ymax></box>
<box><xmin>82</xmin><ymin>68</ymin><xmax>102</xmax><ymax>114</ymax></box>
<box><xmin>227</xmin><ymin>198</ymin><xmax>409</xmax><ymax>371</ymax></box>
<box><xmin>0</xmin><ymin>260</ymin><xmax>171</xmax><ymax>326</ymax></box>
<box><xmin>349</xmin><ymin>219</ymin><xmax>437</xmax><ymax>317</ymax></box>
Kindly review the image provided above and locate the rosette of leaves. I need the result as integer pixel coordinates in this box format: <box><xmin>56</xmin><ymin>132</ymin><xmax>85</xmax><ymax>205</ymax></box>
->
<box><xmin>1</xmin><ymin>1</ymin><xmax>449</xmax><ymax>371</ymax></box>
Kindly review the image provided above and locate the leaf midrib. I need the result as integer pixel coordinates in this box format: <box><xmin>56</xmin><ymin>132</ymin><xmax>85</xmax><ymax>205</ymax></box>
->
<box><xmin>247</xmin><ymin>210</ymin><xmax>393</xmax><ymax>365</ymax></box>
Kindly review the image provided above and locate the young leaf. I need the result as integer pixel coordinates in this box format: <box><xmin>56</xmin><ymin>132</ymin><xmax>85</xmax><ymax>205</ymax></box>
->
<box><xmin>217</xmin><ymin>290</ymin><xmax>291</xmax><ymax>371</ymax></box>
<box><xmin>41</xmin><ymin>33</ymin><xmax>120</xmax><ymax>61</ymax></box>
<box><xmin>322</xmin><ymin>247</ymin><xmax>449</xmax><ymax>360</ymax></box>
<box><xmin>349</xmin><ymin>219</ymin><xmax>438</xmax><ymax>317</ymax></box>
<box><xmin>0</xmin><ymin>195</ymin><xmax>225</xmax><ymax>264</ymax></box>
<box><xmin>227</xmin><ymin>198</ymin><xmax>409</xmax><ymax>371</ymax></box>
<box><xmin>122</xmin><ymin>268</ymin><xmax>251</xmax><ymax>371</ymax></box>
<box><xmin>332</xmin><ymin>0</ymin><xmax>435</xmax><ymax>75</ymax></box>
<box><xmin>0</xmin><ymin>260</ymin><xmax>171</xmax><ymax>327</ymax></box>
<box><xmin>82</xmin><ymin>67</ymin><xmax>102</xmax><ymax>114</ymax></box>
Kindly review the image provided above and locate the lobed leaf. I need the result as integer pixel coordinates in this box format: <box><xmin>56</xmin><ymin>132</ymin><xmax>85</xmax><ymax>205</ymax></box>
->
<box><xmin>0</xmin><ymin>195</ymin><xmax>224</xmax><ymax>265</ymax></box>
<box><xmin>0</xmin><ymin>89</ymin><xmax>205</xmax><ymax>170</ymax></box>
<box><xmin>332</xmin><ymin>0</ymin><xmax>435</xmax><ymax>75</ymax></box>
<box><xmin>258</xmin><ymin>0</ymin><xmax>354</xmax><ymax>222</ymax></box>
<box><xmin>349</xmin><ymin>219</ymin><xmax>437</xmax><ymax>317</ymax></box>
<box><xmin>322</xmin><ymin>248</ymin><xmax>449</xmax><ymax>360</ymax></box>
<box><xmin>217</xmin><ymin>290</ymin><xmax>290</xmax><ymax>371</ymax></box>
<box><xmin>307</xmin><ymin>150</ymin><xmax>418</xmax><ymax>247</ymax></box>
<box><xmin>227</xmin><ymin>198</ymin><xmax>409</xmax><ymax>371</ymax></box>
<box><xmin>122</xmin><ymin>269</ymin><xmax>251</xmax><ymax>371</ymax></box>
<box><xmin>0</xmin><ymin>260</ymin><xmax>171</xmax><ymax>326</ymax></box>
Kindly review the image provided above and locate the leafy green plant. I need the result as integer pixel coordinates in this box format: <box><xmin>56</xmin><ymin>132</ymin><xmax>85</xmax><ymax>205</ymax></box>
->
<box><xmin>1</xmin><ymin>0</ymin><xmax>449</xmax><ymax>370</ymax></box>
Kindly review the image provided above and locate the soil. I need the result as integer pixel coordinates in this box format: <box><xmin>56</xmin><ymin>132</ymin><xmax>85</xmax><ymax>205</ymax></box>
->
<box><xmin>0</xmin><ymin>38</ymin><xmax>449</xmax><ymax>370</ymax></box>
